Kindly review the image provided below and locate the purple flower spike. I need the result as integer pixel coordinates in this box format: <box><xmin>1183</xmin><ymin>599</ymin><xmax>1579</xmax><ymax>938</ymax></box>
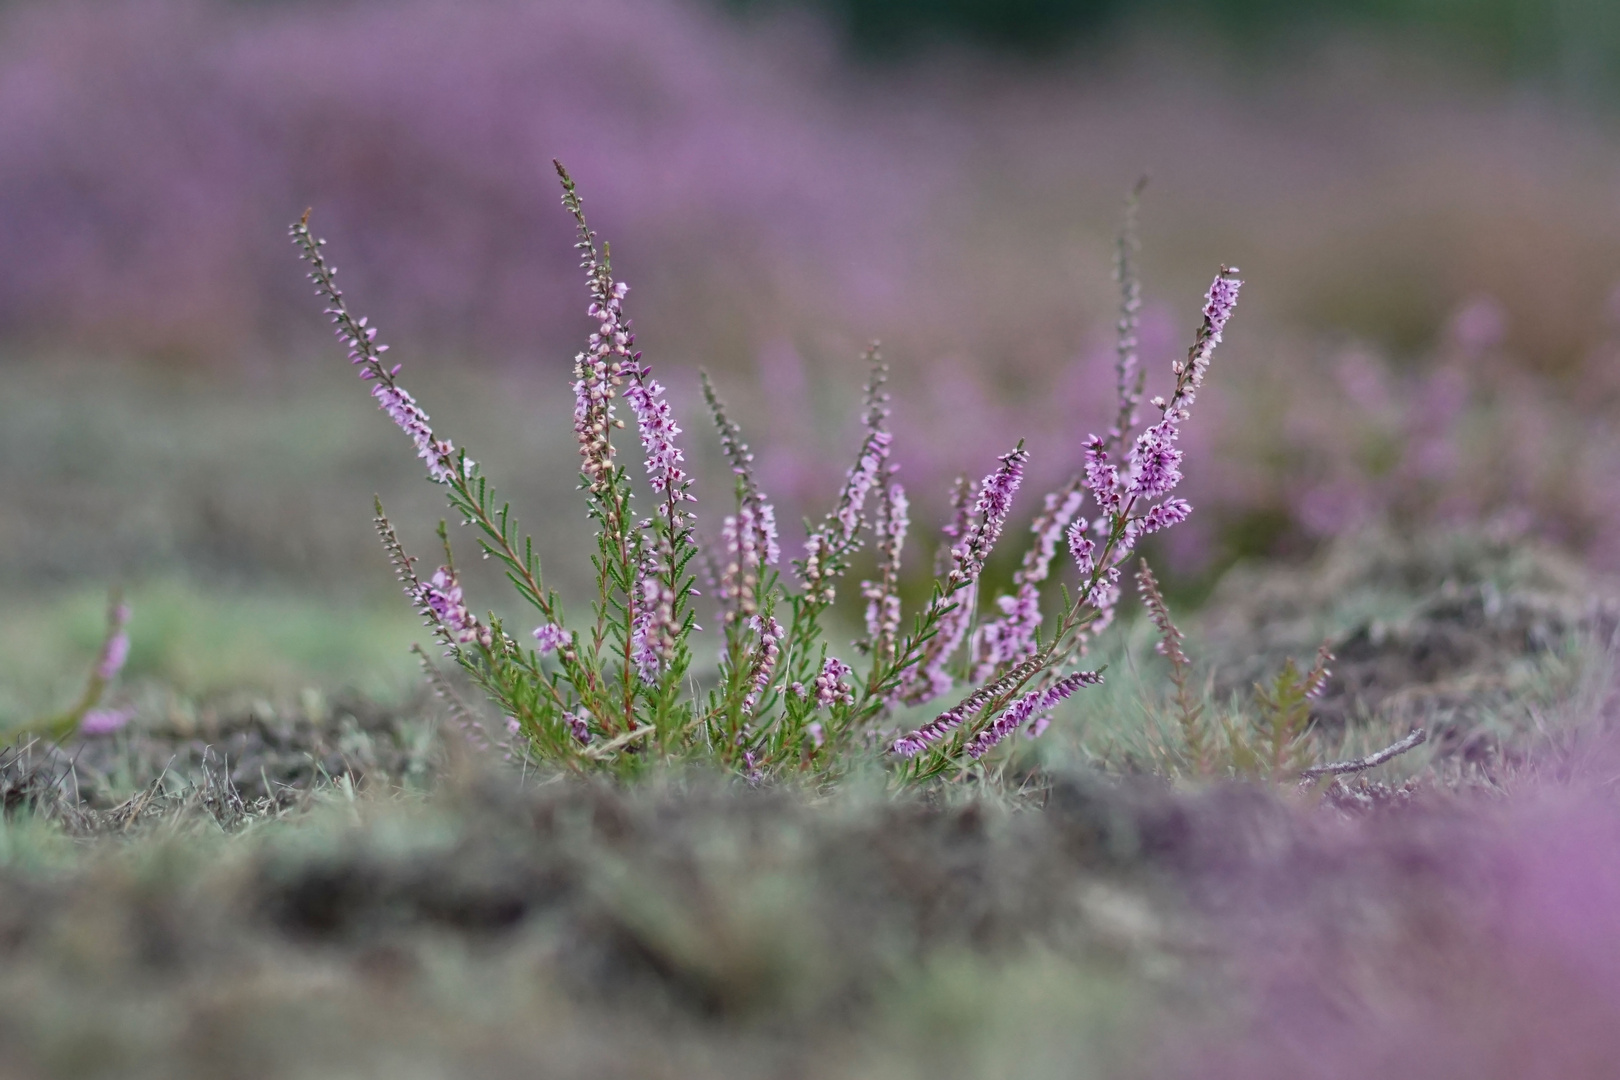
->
<box><xmin>630</xmin><ymin>565</ymin><xmax>677</xmax><ymax>683</ymax></box>
<box><xmin>952</xmin><ymin>446</ymin><xmax>1029</xmax><ymax>584</ymax></box>
<box><xmin>1204</xmin><ymin>272</ymin><xmax>1241</xmax><ymax>335</ymax></box>
<box><xmin>1137</xmin><ymin>497</ymin><xmax>1192</xmax><ymax>535</ymax></box>
<box><xmin>742</xmin><ymin>614</ymin><xmax>783</xmax><ymax>715</ymax></box>
<box><xmin>1082</xmin><ymin>436</ymin><xmax>1122</xmax><ymax>516</ymax></box>
<box><xmin>965</xmin><ymin>670</ymin><xmax>1103</xmax><ymax>759</ymax></box>
<box><xmin>1126</xmin><ymin>421</ymin><xmax>1183</xmax><ymax>500</ymax></box>
<box><xmin>96</xmin><ymin>603</ymin><xmax>132</xmax><ymax>682</ymax></box>
<box><xmin>624</xmin><ymin>372</ymin><xmax>689</xmax><ymax>505</ymax></box>
<box><xmin>291</xmin><ymin>218</ymin><xmax>458</xmax><ymax>485</ymax></box>
<box><xmin>1067</xmin><ymin>519</ymin><xmax>1095</xmax><ymax>579</ymax></box>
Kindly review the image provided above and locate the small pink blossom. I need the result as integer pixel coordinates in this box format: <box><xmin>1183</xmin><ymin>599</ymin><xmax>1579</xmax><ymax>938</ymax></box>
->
<box><xmin>532</xmin><ymin>624</ymin><xmax>569</xmax><ymax>654</ymax></box>
<box><xmin>80</xmin><ymin>708</ymin><xmax>133</xmax><ymax>736</ymax></box>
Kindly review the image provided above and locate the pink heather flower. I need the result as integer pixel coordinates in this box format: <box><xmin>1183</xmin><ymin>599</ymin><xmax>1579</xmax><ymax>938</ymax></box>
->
<box><xmin>1136</xmin><ymin>497</ymin><xmax>1191</xmax><ymax>536</ymax></box>
<box><xmin>291</xmin><ymin>220</ymin><xmax>458</xmax><ymax>485</ymax></box>
<box><xmin>701</xmin><ymin>372</ymin><xmax>780</xmax><ymax>602</ymax></box>
<box><xmin>973</xmin><ymin>483</ymin><xmax>1083</xmax><ymax>679</ymax></box>
<box><xmin>893</xmin><ymin>665</ymin><xmax>1029</xmax><ymax>758</ymax></box>
<box><xmin>630</xmin><ymin>565</ymin><xmax>677</xmax><ymax>683</ymax></box>
<box><xmin>835</xmin><ymin>431</ymin><xmax>890</xmax><ymax>541</ymax></box>
<box><xmin>1082</xmin><ymin>436</ymin><xmax>1122</xmax><ymax>517</ymax></box>
<box><xmin>952</xmin><ymin>446</ymin><xmax>1028</xmax><ymax>583</ymax></box>
<box><xmin>506</xmin><ymin>716</ymin><xmax>522</xmax><ymax>735</ymax></box>
<box><xmin>96</xmin><ymin>603</ymin><xmax>131</xmax><ymax>682</ymax></box>
<box><xmin>560</xmin><ymin>169</ymin><xmax>636</xmax><ymax>493</ymax></box>
<box><xmin>372</xmin><ymin>382</ymin><xmax>456</xmax><ymax>483</ymax></box>
<box><xmin>424</xmin><ymin>567</ymin><xmax>492</xmax><ymax>648</ymax></box>
<box><xmin>719</xmin><ymin>501</ymin><xmax>778</xmax><ymax>623</ymax></box>
<box><xmin>532</xmin><ymin>623</ymin><xmax>569</xmax><ymax>654</ymax></box>
<box><xmin>861</xmin><ymin>481</ymin><xmax>909</xmax><ymax>657</ymax></box>
<box><xmin>904</xmin><ymin>446</ymin><xmax>1027</xmax><ymax>706</ymax></box>
<box><xmin>1020</xmin><ymin>487</ymin><xmax>1084</xmax><ymax>588</ymax></box>
<box><xmin>1126</xmin><ymin>421</ymin><xmax>1182</xmax><ymax>500</ymax></box>
<box><xmin>1067</xmin><ymin>519</ymin><xmax>1095</xmax><ymax>579</ymax></box>
<box><xmin>1166</xmin><ymin>268</ymin><xmax>1242</xmax><ymax>420</ymax></box>
<box><xmin>965</xmin><ymin>671</ymin><xmax>1103</xmax><ymax>760</ymax></box>
<box><xmin>800</xmin><ymin>428</ymin><xmax>892</xmax><ymax>602</ymax></box>
<box><xmin>80</xmin><ymin>708</ymin><xmax>133</xmax><ymax>736</ymax></box>
<box><xmin>741</xmin><ymin>614</ymin><xmax>783</xmax><ymax>715</ymax></box>
<box><xmin>799</xmin><ymin>361</ymin><xmax>892</xmax><ymax>605</ymax></box>
<box><xmin>813</xmin><ymin>657</ymin><xmax>854</xmax><ymax>709</ymax></box>
<box><xmin>1204</xmin><ymin>272</ymin><xmax>1241</xmax><ymax>336</ymax></box>
<box><xmin>906</xmin><ymin>579</ymin><xmax>976</xmax><ymax>705</ymax></box>
<box><xmin>806</xmin><ymin>721</ymin><xmax>825</xmax><ymax>749</ymax></box>
<box><xmin>971</xmin><ymin>583</ymin><xmax>1041</xmax><ymax>680</ymax></box>
<box><xmin>623</xmin><ymin>368</ymin><xmax>693</xmax><ymax>516</ymax></box>
<box><xmin>567</xmin><ymin>711</ymin><xmax>592</xmax><ymax>745</ymax></box>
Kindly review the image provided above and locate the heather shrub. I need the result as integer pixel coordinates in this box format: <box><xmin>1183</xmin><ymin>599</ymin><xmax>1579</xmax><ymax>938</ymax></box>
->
<box><xmin>4</xmin><ymin>592</ymin><xmax>133</xmax><ymax>744</ymax></box>
<box><xmin>292</xmin><ymin>166</ymin><xmax>1242</xmax><ymax>782</ymax></box>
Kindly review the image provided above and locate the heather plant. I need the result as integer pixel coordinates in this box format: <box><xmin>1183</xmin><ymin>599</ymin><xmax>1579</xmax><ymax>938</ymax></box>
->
<box><xmin>291</xmin><ymin>165</ymin><xmax>1241</xmax><ymax>783</ymax></box>
<box><xmin>1132</xmin><ymin>556</ymin><xmax>1429</xmax><ymax>783</ymax></box>
<box><xmin>4</xmin><ymin>592</ymin><xmax>132</xmax><ymax>744</ymax></box>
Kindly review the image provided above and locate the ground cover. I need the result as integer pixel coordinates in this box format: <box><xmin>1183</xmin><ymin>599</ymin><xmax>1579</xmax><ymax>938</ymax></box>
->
<box><xmin>3</xmin><ymin>524</ymin><xmax>1615</xmax><ymax>1077</ymax></box>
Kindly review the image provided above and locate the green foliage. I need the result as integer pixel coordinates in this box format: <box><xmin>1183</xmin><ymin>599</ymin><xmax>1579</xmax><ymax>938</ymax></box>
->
<box><xmin>1222</xmin><ymin>648</ymin><xmax>1331</xmax><ymax>779</ymax></box>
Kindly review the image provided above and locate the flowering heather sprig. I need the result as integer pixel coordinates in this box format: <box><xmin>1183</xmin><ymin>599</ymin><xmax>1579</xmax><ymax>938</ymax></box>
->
<box><xmin>936</xmin><ymin>474</ymin><xmax>975</xmax><ymax>578</ymax></box>
<box><xmin>892</xmin><ymin>655</ymin><xmax>1044</xmax><ymax>758</ymax></box>
<box><xmin>424</xmin><ymin>566</ymin><xmax>493</xmax><ymax>649</ymax></box>
<box><xmin>1108</xmin><ymin>177</ymin><xmax>1148</xmax><ymax>458</ymax></box>
<box><xmin>972</xmin><ymin>481</ymin><xmax>1084</xmax><ymax>678</ymax></box>
<box><xmin>622</xmin><ymin>369</ymin><xmax>691</xmax><ymax>512</ymax></box>
<box><xmin>741</xmin><ymin>614</ymin><xmax>783</xmax><ymax>715</ymax></box>
<box><xmin>560</xmin><ymin>162</ymin><xmax>693</xmax><ymax>521</ymax></box>
<box><xmin>860</xmin><ymin>479</ymin><xmax>909</xmax><ymax>662</ymax></box>
<box><xmin>1070</xmin><ymin>269</ymin><xmax>1243</xmax><ymax>630</ymax></box>
<box><xmin>557</xmin><ymin>166</ymin><xmax>635</xmax><ymax>493</ymax></box>
<box><xmin>96</xmin><ymin>601</ymin><xmax>131</xmax><ymax>682</ymax></box>
<box><xmin>703</xmin><ymin>373</ymin><xmax>781</xmax><ymax>623</ymax></box>
<box><xmin>901</xmin><ymin>447</ymin><xmax>1028</xmax><ymax>705</ymax></box>
<box><xmin>799</xmin><ymin>354</ymin><xmax>891</xmax><ymax>606</ymax></box>
<box><xmin>1126</xmin><ymin>421</ymin><xmax>1182</xmax><ymax>500</ymax></box>
<box><xmin>1083</xmin><ymin>436</ymin><xmax>1123</xmax><ymax>518</ymax></box>
<box><xmin>971</xmin><ymin>586</ymin><xmax>1041</xmax><ymax>681</ymax></box>
<box><xmin>951</xmin><ymin>445</ymin><xmax>1028</xmax><ymax>585</ymax></box>
<box><xmin>964</xmin><ymin>670</ymin><xmax>1103</xmax><ymax>760</ymax></box>
<box><xmin>290</xmin><ymin>216</ymin><xmax>458</xmax><ymax>484</ymax></box>
<box><xmin>813</xmin><ymin>657</ymin><xmax>854</xmax><ymax>709</ymax></box>
<box><xmin>630</xmin><ymin>563</ymin><xmax>677</xmax><ymax>683</ymax></box>
<box><xmin>1161</xmin><ymin>267</ymin><xmax>1242</xmax><ymax>422</ymax></box>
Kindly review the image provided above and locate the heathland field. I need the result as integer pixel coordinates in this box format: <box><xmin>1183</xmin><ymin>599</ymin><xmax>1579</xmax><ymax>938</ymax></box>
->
<box><xmin>6</xmin><ymin>2</ymin><xmax>1620</xmax><ymax>1075</ymax></box>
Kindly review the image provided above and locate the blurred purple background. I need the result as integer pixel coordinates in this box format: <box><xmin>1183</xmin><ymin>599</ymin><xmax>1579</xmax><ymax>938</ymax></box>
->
<box><xmin>6</xmin><ymin>0</ymin><xmax>1620</xmax><ymax>595</ymax></box>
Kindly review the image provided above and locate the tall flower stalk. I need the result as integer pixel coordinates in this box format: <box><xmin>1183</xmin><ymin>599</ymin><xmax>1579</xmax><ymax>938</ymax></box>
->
<box><xmin>294</xmin><ymin>170</ymin><xmax>1237</xmax><ymax>784</ymax></box>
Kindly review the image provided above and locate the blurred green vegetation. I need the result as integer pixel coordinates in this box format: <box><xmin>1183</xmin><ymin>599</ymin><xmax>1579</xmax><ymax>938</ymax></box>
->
<box><xmin>735</xmin><ymin>0</ymin><xmax>1620</xmax><ymax>96</ymax></box>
